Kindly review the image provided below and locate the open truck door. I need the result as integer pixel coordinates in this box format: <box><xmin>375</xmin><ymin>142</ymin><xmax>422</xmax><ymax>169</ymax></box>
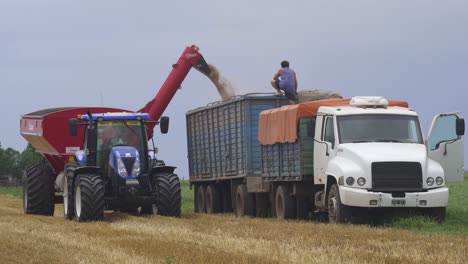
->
<box><xmin>427</xmin><ymin>112</ymin><xmax>465</xmax><ymax>182</ymax></box>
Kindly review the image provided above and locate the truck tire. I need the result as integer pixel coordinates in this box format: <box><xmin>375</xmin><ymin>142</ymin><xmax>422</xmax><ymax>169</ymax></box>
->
<box><xmin>425</xmin><ymin>207</ymin><xmax>446</xmax><ymax>223</ymax></box>
<box><xmin>275</xmin><ymin>185</ymin><xmax>295</xmax><ymax>220</ymax></box>
<box><xmin>255</xmin><ymin>193</ymin><xmax>270</xmax><ymax>218</ymax></box>
<box><xmin>235</xmin><ymin>184</ymin><xmax>255</xmax><ymax>217</ymax></box>
<box><xmin>73</xmin><ymin>174</ymin><xmax>104</xmax><ymax>222</ymax></box>
<box><xmin>196</xmin><ymin>184</ymin><xmax>206</xmax><ymax>213</ymax></box>
<box><xmin>153</xmin><ymin>173</ymin><xmax>181</xmax><ymax>217</ymax></box>
<box><xmin>205</xmin><ymin>184</ymin><xmax>221</xmax><ymax>214</ymax></box>
<box><xmin>327</xmin><ymin>184</ymin><xmax>348</xmax><ymax>224</ymax></box>
<box><xmin>63</xmin><ymin>162</ymin><xmax>78</xmax><ymax>220</ymax></box>
<box><xmin>23</xmin><ymin>163</ymin><xmax>55</xmax><ymax>216</ymax></box>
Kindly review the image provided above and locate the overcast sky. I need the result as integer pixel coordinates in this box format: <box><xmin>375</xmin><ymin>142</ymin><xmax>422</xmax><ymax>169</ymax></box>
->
<box><xmin>1</xmin><ymin>0</ymin><xmax>467</xmax><ymax>177</ymax></box>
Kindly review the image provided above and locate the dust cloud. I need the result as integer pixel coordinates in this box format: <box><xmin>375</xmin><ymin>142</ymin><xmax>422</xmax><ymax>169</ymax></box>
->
<box><xmin>208</xmin><ymin>64</ymin><xmax>235</xmax><ymax>100</ymax></box>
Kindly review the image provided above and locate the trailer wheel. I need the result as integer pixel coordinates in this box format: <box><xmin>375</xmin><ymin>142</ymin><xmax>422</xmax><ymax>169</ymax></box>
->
<box><xmin>23</xmin><ymin>163</ymin><xmax>55</xmax><ymax>216</ymax></box>
<box><xmin>235</xmin><ymin>184</ymin><xmax>255</xmax><ymax>217</ymax></box>
<box><xmin>206</xmin><ymin>185</ymin><xmax>221</xmax><ymax>214</ymax></box>
<box><xmin>153</xmin><ymin>173</ymin><xmax>181</xmax><ymax>217</ymax></box>
<box><xmin>275</xmin><ymin>185</ymin><xmax>295</xmax><ymax>220</ymax></box>
<box><xmin>63</xmin><ymin>162</ymin><xmax>78</xmax><ymax>220</ymax></box>
<box><xmin>73</xmin><ymin>174</ymin><xmax>104</xmax><ymax>222</ymax></box>
<box><xmin>425</xmin><ymin>207</ymin><xmax>446</xmax><ymax>224</ymax></box>
<box><xmin>195</xmin><ymin>184</ymin><xmax>206</xmax><ymax>213</ymax></box>
<box><xmin>255</xmin><ymin>193</ymin><xmax>270</xmax><ymax>218</ymax></box>
<box><xmin>327</xmin><ymin>184</ymin><xmax>348</xmax><ymax>224</ymax></box>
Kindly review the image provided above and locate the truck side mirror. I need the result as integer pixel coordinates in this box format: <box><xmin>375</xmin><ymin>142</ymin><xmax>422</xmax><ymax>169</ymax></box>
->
<box><xmin>69</xmin><ymin>118</ymin><xmax>78</xmax><ymax>136</ymax></box>
<box><xmin>160</xmin><ymin>116</ymin><xmax>169</xmax><ymax>134</ymax></box>
<box><xmin>456</xmin><ymin>118</ymin><xmax>465</xmax><ymax>136</ymax></box>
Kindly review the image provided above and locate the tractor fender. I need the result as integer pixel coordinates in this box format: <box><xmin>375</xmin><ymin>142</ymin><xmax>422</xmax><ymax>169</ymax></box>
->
<box><xmin>73</xmin><ymin>166</ymin><xmax>102</xmax><ymax>179</ymax></box>
<box><xmin>150</xmin><ymin>166</ymin><xmax>176</xmax><ymax>175</ymax></box>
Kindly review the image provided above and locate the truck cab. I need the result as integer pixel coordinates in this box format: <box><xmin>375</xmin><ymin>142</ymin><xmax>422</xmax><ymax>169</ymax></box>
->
<box><xmin>313</xmin><ymin>96</ymin><xmax>465</xmax><ymax>223</ymax></box>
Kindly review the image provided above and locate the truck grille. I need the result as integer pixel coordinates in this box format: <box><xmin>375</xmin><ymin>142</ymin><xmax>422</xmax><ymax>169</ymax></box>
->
<box><xmin>371</xmin><ymin>162</ymin><xmax>422</xmax><ymax>192</ymax></box>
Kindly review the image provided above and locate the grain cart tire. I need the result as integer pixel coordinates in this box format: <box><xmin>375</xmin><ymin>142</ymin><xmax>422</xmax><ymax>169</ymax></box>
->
<box><xmin>327</xmin><ymin>184</ymin><xmax>348</xmax><ymax>224</ymax></box>
<box><xmin>205</xmin><ymin>184</ymin><xmax>221</xmax><ymax>214</ymax></box>
<box><xmin>195</xmin><ymin>184</ymin><xmax>206</xmax><ymax>213</ymax></box>
<box><xmin>235</xmin><ymin>184</ymin><xmax>255</xmax><ymax>217</ymax></box>
<box><xmin>153</xmin><ymin>173</ymin><xmax>181</xmax><ymax>217</ymax></box>
<box><xmin>23</xmin><ymin>163</ymin><xmax>55</xmax><ymax>216</ymax></box>
<box><xmin>425</xmin><ymin>207</ymin><xmax>446</xmax><ymax>224</ymax></box>
<box><xmin>275</xmin><ymin>185</ymin><xmax>295</xmax><ymax>220</ymax></box>
<box><xmin>73</xmin><ymin>174</ymin><xmax>104</xmax><ymax>222</ymax></box>
<box><xmin>63</xmin><ymin>162</ymin><xmax>79</xmax><ymax>220</ymax></box>
<box><xmin>255</xmin><ymin>193</ymin><xmax>270</xmax><ymax>218</ymax></box>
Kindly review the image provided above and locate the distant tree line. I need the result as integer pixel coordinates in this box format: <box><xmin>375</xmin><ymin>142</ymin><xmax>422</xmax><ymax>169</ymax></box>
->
<box><xmin>0</xmin><ymin>142</ymin><xmax>42</xmax><ymax>184</ymax></box>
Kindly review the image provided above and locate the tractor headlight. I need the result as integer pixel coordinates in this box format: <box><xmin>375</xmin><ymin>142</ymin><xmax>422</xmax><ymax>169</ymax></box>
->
<box><xmin>117</xmin><ymin>158</ymin><xmax>128</xmax><ymax>177</ymax></box>
<box><xmin>357</xmin><ymin>177</ymin><xmax>366</xmax><ymax>186</ymax></box>
<box><xmin>426</xmin><ymin>177</ymin><xmax>434</xmax><ymax>186</ymax></box>
<box><xmin>131</xmin><ymin>158</ymin><xmax>141</xmax><ymax>177</ymax></box>
<box><xmin>436</xmin><ymin>177</ymin><xmax>444</xmax><ymax>186</ymax></box>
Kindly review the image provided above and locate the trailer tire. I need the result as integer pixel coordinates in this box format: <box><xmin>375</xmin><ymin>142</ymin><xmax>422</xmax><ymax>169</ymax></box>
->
<box><xmin>255</xmin><ymin>193</ymin><xmax>270</xmax><ymax>218</ymax></box>
<box><xmin>63</xmin><ymin>162</ymin><xmax>78</xmax><ymax>220</ymax></box>
<box><xmin>153</xmin><ymin>173</ymin><xmax>181</xmax><ymax>217</ymax></box>
<box><xmin>235</xmin><ymin>184</ymin><xmax>255</xmax><ymax>217</ymax></box>
<box><xmin>195</xmin><ymin>184</ymin><xmax>206</xmax><ymax>213</ymax></box>
<box><xmin>275</xmin><ymin>185</ymin><xmax>295</xmax><ymax>220</ymax></box>
<box><xmin>327</xmin><ymin>184</ymin><xmax>348</xmax><ymax>224</ymax></box>
<box><xmin>73</xmin><ymin>174</ymin><xmax>104</xmax><ymax>222</ymax></box>
<box><xmin>206</xmin><ymin>184</ymin><xmax>221</xmax><ymax>214</ymax></box>
<box><xmin>23</xmin><ymin>163</ymin><xmax>55</xmax><ymax>216</ymax></box>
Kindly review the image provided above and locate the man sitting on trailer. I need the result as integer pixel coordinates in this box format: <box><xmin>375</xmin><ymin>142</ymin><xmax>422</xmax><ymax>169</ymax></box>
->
<box><xmin>270</xmin><ymin>60</ymin><xmax>298</xmax><ymax>105</ymax></box>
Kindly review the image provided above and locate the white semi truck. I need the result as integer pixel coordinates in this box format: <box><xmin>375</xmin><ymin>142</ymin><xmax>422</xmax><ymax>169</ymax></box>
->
<box><xmin>187</xmin><ymin>95</ymin><xmax>464</xmax><ymax>223</ymax></box>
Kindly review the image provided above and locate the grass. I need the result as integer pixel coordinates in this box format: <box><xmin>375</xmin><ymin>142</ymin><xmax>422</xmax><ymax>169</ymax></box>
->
<box><xmin>0</xmin><ymin>186</ymin><xmax>22</xmax><ymax>198</ymax></box>
<box><xmin>181</xmin><ymin>180</ymin><xmax>193</xmax><ymax>214</ymax></box>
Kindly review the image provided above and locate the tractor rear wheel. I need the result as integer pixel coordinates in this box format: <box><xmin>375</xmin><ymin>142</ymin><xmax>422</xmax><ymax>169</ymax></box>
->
<box><xmin>153</xmin><ymin>173</ymin><xmax>181</xmax><ymax>217</ymax></box>
<box><xmin>23</xmin><ymin>163</ymin><xmax>55</xmax><ymax>216</ymax></box>
<box><xmin>73</xmin><ymin>174</ymin><xmax>104</xmax><ymax>222</ymax></box>
<box><xmin>63</xmin><ymin>162</ymin><xmax>78</xmax><ymax>220</ymax></box>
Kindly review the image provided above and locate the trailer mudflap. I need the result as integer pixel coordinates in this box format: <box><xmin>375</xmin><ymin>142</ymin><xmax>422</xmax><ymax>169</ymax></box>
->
<box><xmin>246</xmin><ymin>176</ymin><xmax>270</xmax><ymax>193</ymax></box>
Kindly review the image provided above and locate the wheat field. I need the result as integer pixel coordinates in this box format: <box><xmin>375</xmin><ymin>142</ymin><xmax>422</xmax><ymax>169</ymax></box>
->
<box><xmin>0</xmin><ymin>195</ymin><xmax>467</xmax><ymax>264</ymax></box>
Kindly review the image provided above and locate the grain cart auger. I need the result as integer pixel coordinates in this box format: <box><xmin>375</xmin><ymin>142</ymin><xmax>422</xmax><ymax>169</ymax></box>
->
<box><xmin>20</xmin><ymin>45</ymin><xmax>211</xmax><ymax>221</ymax></box>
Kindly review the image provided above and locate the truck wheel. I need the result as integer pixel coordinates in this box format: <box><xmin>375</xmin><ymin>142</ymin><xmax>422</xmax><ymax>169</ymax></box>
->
<box><xmin>425</xmin><ymin>207</ymin><xmax>446</xmax><ymax>223</ymax></box>
<box><xmin>327</xmin><ymin>184</ymin><xmax>347</xmax><ymax>224</ymax></box>
<box><xmin>255</xmin><ymin>193</ymin><xmax>270</xmax><ymax>218</ymax></box>
<box><xmin>205</xmin><ymin>185</ymin><xmax>221</xmax><ymax>214</ymax></box>
<box><xmin>235</xmin><ymin>184</ymin><xmax>255</xmax><ymax>217</ymax></box>
<box><xmin>196</xmin><ymin>185</ymin><xmax>206</xmax><ymax>213</ymax></box>
<box><xmin>63</xmin><ymin>162</ymin><xmax>78</xmax><ymax>220</ymax></box>
<box><xmin>23</xmin><ymin>163</ymin><xmax>55</xmax><ymax>216</ymax></box>
<box><xmin>153</xmin><ymin>173</ymin><xmax>181</xmax><ymax>217</ymax></box>
<box><xmin>73</xmin><ymin>174</ymin><xmax>104</xmax><ymax>222</ymax></box>
<box><xmin>275</xmin><ymin>185</ymin><xmax>295</xmax><ymax>220</ymax></box>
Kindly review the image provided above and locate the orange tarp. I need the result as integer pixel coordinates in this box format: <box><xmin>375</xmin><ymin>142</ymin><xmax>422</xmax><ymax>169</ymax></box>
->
<box><xmin>258</xmin><ymin>99</ymin><xmax>409</xmax><ymax>145</ymax></box>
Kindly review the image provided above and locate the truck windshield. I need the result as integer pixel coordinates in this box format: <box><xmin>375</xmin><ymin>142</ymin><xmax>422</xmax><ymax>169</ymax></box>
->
<box><xmin>337</xmin><ymin>115</ymin><xmax>423</xmax><ymax>144</ymax></box>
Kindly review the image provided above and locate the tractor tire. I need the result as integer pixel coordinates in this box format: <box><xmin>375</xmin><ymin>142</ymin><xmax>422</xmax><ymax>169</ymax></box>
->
<box><xmin>205</xmin><ymin>184</ymin><xmax>221</xmax><ymax>214</ymax></box>
<box><xmin>73</xmin><ymin>174</ymin><xmax>104</xmax><ymax>222</ymax></box>
<box><xmin>235</xmin><ymin>184</ymin><xmax>255</xmax><ymax>217</ymax></box>
<box><xmin>63</xmin><ymin>162</ymin><xmax>79</xmax><ymax>220</ymax></box>
<box><xmin>255</xmin><ymin>193</ymin><xmax>270</xmax><ymax>218</ymax></box>
<box><xmin>275</xmin><ymin>185</ymin><xmax>295</xmax><ymax>220</ymax></box>
<box><xmin>153</xmin><ymin>173</ymin><xmax>181</xmax><ymax>217</ymax></box>
<box><xmin>327</xmin><ymin>184</ymin><xmax>348</xmax><ymax>224</ymax></box>
<box><xmin>195</xmin><ymin>184</ymin><xmax>206</xmax><ymax>213</ymax></box>
<box><xmin>23</xmin><ymin>163</ymin><xmax>55</xmax><ymax>216</ymax></box>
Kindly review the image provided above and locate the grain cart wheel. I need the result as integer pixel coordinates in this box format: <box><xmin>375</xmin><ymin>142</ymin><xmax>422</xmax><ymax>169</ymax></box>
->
<box><xmin>275</xmin><ymin>185</ymin><xmax>295</xmax><ymax>220</ymax></box>
<box><xmin>255</xmin><ymin>193</ymin><xmax>270</xmax><ymax>218</ymax></box>
<box><xmin>235</xmin><ymin>184</ymin><xmax>255</xmax><ymax>217</ymax></box>
<box><xmin>327</xmin><ymin>184</ymin><xmax>348</xmax><ymax>224</ymax></box>
<box><xmin>205</xmin><ymin>184</ymin><xmax>221</xmax><ymax>214</ymax></box>
<box><xmin>153</xmin><ymin>173</ymin><xmax>181</xmax><ymax>217</ymax></box>
<box><xmin>196</xmin><ymin>185</ymin><xmax>206</xmax><ymax>213</ymax></box>
<box><xmin>23</xmin><ymin>163</ymin><xmax>55</xmax><ymax>216</ymax></box>
<box><xmin>73</xmin><ymin>174</ymin><xmax>104</xmax><ymax>222</ymax></box>
<box><xmin>63</xmin><ymin>162</ymin><xmax>78</xmax><ymax>220</ymax></box>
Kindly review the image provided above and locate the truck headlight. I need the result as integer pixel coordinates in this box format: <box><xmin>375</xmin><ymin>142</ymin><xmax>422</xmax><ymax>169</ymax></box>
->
<box><xmin>357</xmin><ymin>177</ymin><xmax>366</xmax><ymax>186</ymax></box>
<box><xmin>131</xmin><ymin>158</ymin><xmax>141</xmax><ymax>177</ymax></box>
<box><xmin>426</xmin><ymin>177</ymin><xmax>434</xmax><ymax>186</ymax></box>
<box><xmin>117</xmin><ymin>158</ymin><xmax>128</xmax><ymax>177</ymax></box>
<box><xmin>346</xmin><ymin>177</ymin><xmax>355</xmax><ymax>186</ymax></box>
<box><xmin>436</xmin><ymin>177</ymin><xmax>443</xmax><ymax>185</ymax></box>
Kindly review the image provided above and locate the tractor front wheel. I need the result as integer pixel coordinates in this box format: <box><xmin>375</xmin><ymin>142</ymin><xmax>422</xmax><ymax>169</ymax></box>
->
<box><xmin>73</xmin><ymin>174</ymin><xmax>104</xmax><ymax>222</ymax></box>
<box><xmin>152</xmin><ymin>173</ymin><xmax>181</xmax><ymax>217</ymax></box>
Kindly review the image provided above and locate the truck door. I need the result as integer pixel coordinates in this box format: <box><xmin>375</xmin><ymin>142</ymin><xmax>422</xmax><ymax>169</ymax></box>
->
<box><xmin>427</xmin><ymin>113</ymin><xmax>465</xmax><ymax>182</ymax></box>
<box><xmin>314</xmin><ymin>115</ymin><xmax>337</xmax><ymax>184</ymax></box>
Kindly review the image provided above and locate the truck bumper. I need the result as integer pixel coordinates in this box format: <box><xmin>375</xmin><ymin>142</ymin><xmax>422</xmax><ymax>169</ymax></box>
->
<box><xmin>339</xmin><ymin>186</ymin><xmax>449</xmax><ymax>208</ymax></box>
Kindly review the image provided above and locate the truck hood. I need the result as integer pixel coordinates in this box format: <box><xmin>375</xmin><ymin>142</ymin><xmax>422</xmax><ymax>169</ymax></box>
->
<box><xmin>338</xmin><ymin>143</ymin><xmax>428</xmax><ymax>164</ymax></box>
